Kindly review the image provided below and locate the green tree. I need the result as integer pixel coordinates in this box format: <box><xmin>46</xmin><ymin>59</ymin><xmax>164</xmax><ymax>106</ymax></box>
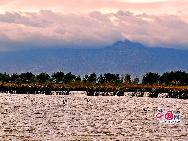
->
<box><xmin>64</xmin><ymin>72</ymin><xmax>76</xmax><ymax>83</ymax></box>
<box><xmin>97</xmin><ymin>74</ymin><xmax>105</xmax><ymax>84</ymax></box>
<box><xmin>84</xmin><ymin>73</ymin><xmax>97</xmax><ymax>83</ymax></box>
<box><xmin>19</xmin><ymin>72</ymin><xmax>35</xmax><ymax>83</ymax></box>
<box><xmin>105</xmin><ymin>73</ymin><xmax>120</xmax><ymax>84</ymax></box>
<box><xmin>10</xmin><ymin>73</ymin><xmax>19</xmax><ymax>83</ymax></box>
<box><xmin>0</xmin><ymin>73</ymin><xmax>10</xmax><ymax>82</ymax></box>
<box><xmin>160</xmin><ymin>70</ymin><xmax>188</xmax><ymax>85</ymax></box>
<box><xmin>36</xmin><ymin>73</ymin><xmax>50</xmax><ymax>83</ymax></box>
<box><xmin>83</xmin><ymin>74</ymin><xmax>89</xmax><ymax>83</ymax></box>
<box><xmin>133</xmin><ymin>77</ymin><xmax>139</xmax><ymax>84</ymax></box>
<box><xmin>51</xmin><ymin>71</ymin><xmax>64</xmax><ymax>83</ymax></box>
<box><xmin>124</xmin><ymin>74</ymin><xmax>131</xmax><ymax>84</ymax></box>
<box><xmin>142</xmin><ymin>72</ymin><xmax>160</xmax><ymax>85</ymax></box>
<box><xmin>98</xmin><ymin>73</ymin><xmax>121</xmax><ymax>84</ymax></box>
<box><xmin>75</xmin><ymin>75</ymin><xmax>81</xmax><ymax>82</ymax></box>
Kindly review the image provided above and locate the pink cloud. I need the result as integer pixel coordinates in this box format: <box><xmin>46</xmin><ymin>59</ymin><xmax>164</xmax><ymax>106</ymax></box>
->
<box><xmin>0</xmin><ymin>0</ymin><xmax>186</xmax><ymax>15</ymax></box>
<box><xmin>0</xmin><ymin>0</ymin><xmax>12</xmax><ymax>5</ymax></box>
<box><xmin>0</xmin><ymin>10</ymin><xmax>188</xmax><ymax>50</ymax></box>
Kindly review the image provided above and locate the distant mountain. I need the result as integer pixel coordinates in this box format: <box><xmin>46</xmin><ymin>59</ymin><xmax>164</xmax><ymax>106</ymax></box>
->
<box><xmin>0</xmin><ymin>40</ymin><xmax>188</xmax><ymax>76</ymax></box>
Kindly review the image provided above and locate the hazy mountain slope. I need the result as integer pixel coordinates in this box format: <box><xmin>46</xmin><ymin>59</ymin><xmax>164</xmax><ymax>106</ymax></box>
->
<box><xmin>0</xmin><ymin>40</ymin><xmax>187</xmax><ymax>76</ymax></box>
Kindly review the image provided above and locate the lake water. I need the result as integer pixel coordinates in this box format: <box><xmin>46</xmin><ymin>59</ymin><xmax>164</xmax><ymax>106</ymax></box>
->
<box><xmin>0</xmin><ymin>94</ymin><xmax>187</xmax><ymax>141</ymax></box>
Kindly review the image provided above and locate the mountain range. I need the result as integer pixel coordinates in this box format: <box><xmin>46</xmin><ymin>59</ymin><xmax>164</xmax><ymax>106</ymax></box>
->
<box><xmin>0</xmin><ymin>40</ymin><xmax>188</xmax><ymax>76</ymax></box>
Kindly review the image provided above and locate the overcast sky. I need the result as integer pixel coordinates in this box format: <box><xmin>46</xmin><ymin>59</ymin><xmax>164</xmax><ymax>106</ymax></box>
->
<box><xmin>0</xmin><ymin>0</ymin><xmax>188</xmax><ymax>50</ymax></box>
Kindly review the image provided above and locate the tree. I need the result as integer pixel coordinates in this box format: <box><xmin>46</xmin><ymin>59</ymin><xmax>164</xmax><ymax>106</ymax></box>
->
<box><xmin>83</xmin><ymin>74</ymin><xmax>89</xmax><ymax>83</ymax></box>
<box><xmin>133</xmin><ymin>77</ymin><xmax>139</xmax><ymax>84</ymax></box>
<box><xmin>173</xmin><ymin>70</ymin><xmax>188</xmax><ymax>85</ymax></box>
<box><xmin>64</xmin><ymin>72</ymin><xmax>76</xmax><ymax>83</ymax></box>
<box><xmin>160</xmin><ymin>72</ymin><xmax>174</xmax><ymax>85</ymax></box>
<box><xmin>0</xmin><ymin>73</ymin><xmax>10</xmax><ymax>82</ymax></box>
<box><xmin>84</xmin><ymin>73</ymin><xmax>97</xmax><ymax>83</ymax></box>
<box><xmin>160</xmin><ymin>71</ymin><xmax>188</xmax><ymax>85</ymax></box>
<box><xmin>98</xmin><ymin>73</ymin><xmax>121</xmax><ymax>84</ymax></box>
<box><xmin>142</xmin><ymin>72</ymin><xmax>160</xmax><ymax>85</ymax></box>
<box><xmin>51</xmin><ymin>71</ymin><xmax>64</xmax><ymax>83</ymax></box>
<box><xmin>36</xmin><ymin>73</ymin><xmax>50</xmax><ymax>83</ymax></box>
<box><xmin>10</xmin><ymin>73</ymin><xmax>19</xmax><ymax>83</ymax></box>
<box><xmin>124</xmin><ymin>74</ymin><xmax>131</xmax><ymax>84</ymax></box>
<box><xmin>19</xmin><ymin>72</ymin><xmax>35</xmax><ymax>83</ymax></box>
<box><xmin>97</xmin><ymin>74</ymin><xmax>105</xmax><ymax>84</ymax></box>
<box><xmin>75</xmin><ymin>75</ymin><xmax>81</xmax><ymax>82</ymax></box>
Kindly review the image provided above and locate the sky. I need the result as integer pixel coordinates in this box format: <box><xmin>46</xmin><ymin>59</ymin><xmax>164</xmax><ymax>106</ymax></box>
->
<box><xmin>0</xmin><ymin>0</ymin><xmax>188</xmax><ymax>50</ymax></box>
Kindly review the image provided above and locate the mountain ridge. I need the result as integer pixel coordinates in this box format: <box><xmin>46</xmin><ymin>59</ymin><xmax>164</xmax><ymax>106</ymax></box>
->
<box><xmin>0</xmin><ymin>40</ymin><xmax>187</xmax><ymax>76</ymax></box>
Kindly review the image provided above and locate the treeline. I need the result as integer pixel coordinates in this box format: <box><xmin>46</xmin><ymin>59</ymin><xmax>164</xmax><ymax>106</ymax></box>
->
<box><xmin>0</xmin><ymin>70</ymin><xmax>188</xmax><ymax>86</ymax></box>
<box><xmin>0</xmin><ymin>72</ymin><xmax>138</xmax><ymax>84</ymax></box>
<box><xmin>143</xmin><ymin>71</ymin><xmax>188</xmax><ymax>85</ymax></box>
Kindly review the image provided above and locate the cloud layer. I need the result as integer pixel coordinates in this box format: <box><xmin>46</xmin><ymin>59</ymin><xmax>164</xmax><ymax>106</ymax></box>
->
<box><xmin>0</xmin><ymin>10</ymin><xmax>188</xmax><ymax>50</ymax></box>
<box><xmin>0</xmin><ymin>0</ymin><xmax>188</xmax><ymax>50</ymax></box>
<box><xmin>0</xmin><ymin>0</ymin><xmax>187</xmax><ymax>16</ymax></box>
